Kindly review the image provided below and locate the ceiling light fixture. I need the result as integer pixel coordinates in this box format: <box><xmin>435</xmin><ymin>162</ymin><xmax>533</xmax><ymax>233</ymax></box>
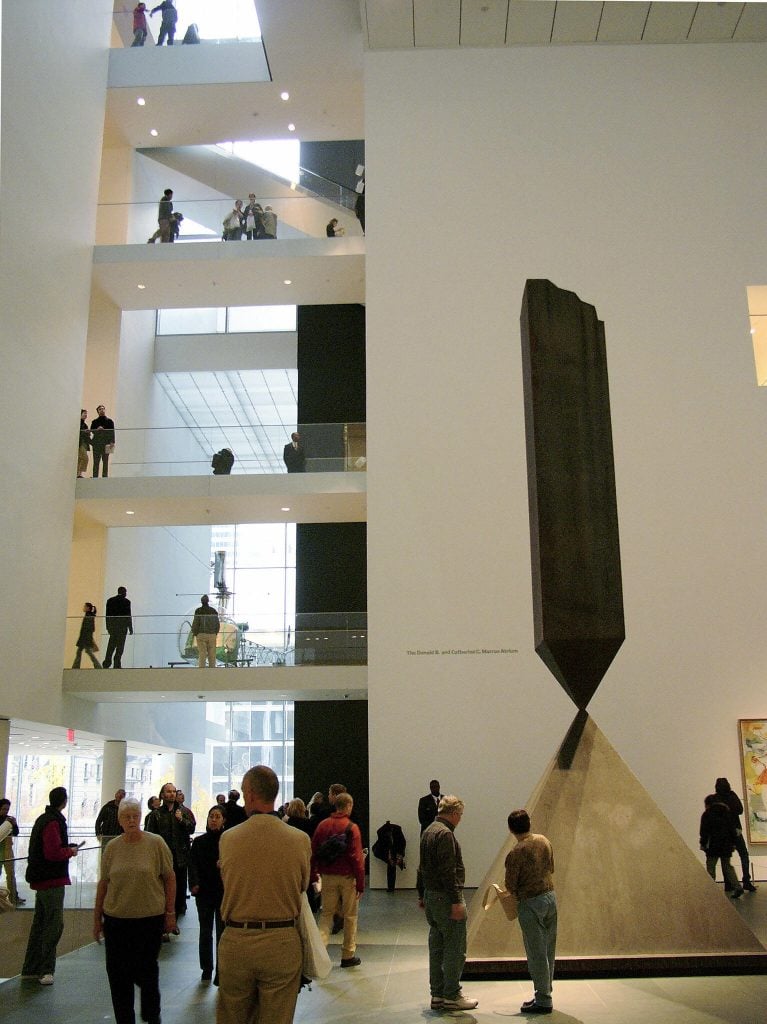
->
<box><xmin>126</xmin><ymin>510</ymin><xmax>135</xmax><ymax>516</ymax></box>
<box><xmin>283</xmin><ymin>279</ymin><xmax>292</xmax><ymax>285</ymax></box>
<box><xmin>280</xmin><ymin>91</ymin><xmax>290</xmax><ymax>101</ymax></box>
<box><xmin>150</xmin><ymin>128</ymin><xmax>159</xmax><ymax>137</ymax></box>
<box><xmin>137</xmin><ymin>284</ymin><xmax>146</xmax><ymax>290</ymax></box>
<box><xmin>137</xmin><ymin>97</ymin><xmax>146</xmax><ymax>106</ymax></box>
<box><xmin>281</xmin><ymin>506</ymin><xmax>290</xmax><ymax>512</ymax></box>
<box><xmin>288</xmin><ymin>123</ymin><xmax>296</xmax><ymax>132</ymax></box>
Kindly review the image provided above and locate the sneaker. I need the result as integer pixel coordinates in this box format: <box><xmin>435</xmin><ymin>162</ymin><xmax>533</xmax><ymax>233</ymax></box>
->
<box><xmin>442</xmin><ymin>994</ymin><xmax>478</xmax><ymax>1011</ymax></box>
<box><xmin>340</xmin><ymin>956</ymin><xmax>361</xmax><ymax>968</ymax></box>
<box><xmin>520</xmin><ymin>1001</ymin><xmax>552</xmax><ymax>1014</ymax></box>
<box><xmin>430</xmin><ymin>996</ymin><xmax>445</xmax><ymax>1009</ymax></box>
<box><xmin>39</xmin><ymin>974</ymin><xmax>54</xmax><ymax>986</ymax></box>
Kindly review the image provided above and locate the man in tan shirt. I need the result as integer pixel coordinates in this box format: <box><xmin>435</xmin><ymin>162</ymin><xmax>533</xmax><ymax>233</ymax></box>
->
<box><xmin>504</xmin><ymin>809</ymin><xmax>557</xmax><ymax>1015</ymax></box>
<box><xmin>217</xmin><ymin>765</ymin><xmax>310</xmax><ymax>1024</ymax></box>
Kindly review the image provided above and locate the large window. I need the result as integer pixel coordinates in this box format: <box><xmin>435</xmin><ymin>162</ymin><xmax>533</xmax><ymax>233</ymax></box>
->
<box><xmin>157</xmin><ymin>305</ymin><xmax>296</xmax><ymax>336</ymax></box>
<box><xmin>210</xmin><ymin>701</ymin><xmax>295</xmax><ymax>802</ymax></box>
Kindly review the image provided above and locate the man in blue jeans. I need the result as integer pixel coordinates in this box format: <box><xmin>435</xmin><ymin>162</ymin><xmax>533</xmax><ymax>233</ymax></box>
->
<box><xmin>505</xmin><ymin>809</ymin><xmax>557</xmax><ymax>1015</ymax></box>
<box><xmin>417</xmin><ymin>794</ymin><xmax>478</xmax><ymax>1012</ymax></box>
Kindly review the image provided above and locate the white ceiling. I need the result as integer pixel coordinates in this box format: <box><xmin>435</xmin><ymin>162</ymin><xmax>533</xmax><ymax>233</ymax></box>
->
<box><xmin>92</xmin><ymin>238</ymin><xmax>366</xmax><ymax>310</ymax></box>
<box><xmin>74</xmin><ymin>472</ymin><xmax>367</xmax><ymax>528</ymax></box>
<box><xmin>359</xmin><ymin>1</ymin><xmax>767</xmax><ymax>49</ymax></box>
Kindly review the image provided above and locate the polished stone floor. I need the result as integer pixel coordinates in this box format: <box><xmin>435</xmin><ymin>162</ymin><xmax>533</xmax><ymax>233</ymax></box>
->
<box><xmin>2</xmin><ymin>887</ymin><xmax>767</xmax><ymax>1023</ymax></box>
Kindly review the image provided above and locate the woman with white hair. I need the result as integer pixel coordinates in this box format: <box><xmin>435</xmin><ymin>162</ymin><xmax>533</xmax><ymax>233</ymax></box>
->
<box><xmin>93</xmin><ymin>797</ymin><xmax>176</xmax><ymax>1024</ymax></box>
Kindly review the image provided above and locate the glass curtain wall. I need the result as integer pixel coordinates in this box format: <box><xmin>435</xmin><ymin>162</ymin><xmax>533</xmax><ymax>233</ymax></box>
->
<box><xmin>209</xmin><ymin>701</ymin><xmax>295</xmax><ymax>804</ymax></box>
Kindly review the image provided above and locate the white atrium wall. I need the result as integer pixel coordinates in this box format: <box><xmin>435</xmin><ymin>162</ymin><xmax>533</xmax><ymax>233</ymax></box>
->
<box><xmin>365</xmin><ymin>43</ymin><xmax>767</xmax><ymax>886</ymax></box>
<box><xmin>0</xmin><ymin>2</ymin><xmax>113</xmax><ymax>723</ymax></box>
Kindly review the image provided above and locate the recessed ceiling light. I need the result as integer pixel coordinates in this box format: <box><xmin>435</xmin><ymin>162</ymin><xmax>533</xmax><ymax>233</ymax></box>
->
<box><xmin>150</xmin><ymin>128</ymin><xmax>159</xmax><ymax>137</ymax></box>
<box><xmin>283</xmin><ymin>279</ymin><xmax>292</xmax><ymax>285</ymax></box>
<box><xmin>137</xmin><ymin>284</ymin><xmax>146</xmax><ymax>290</ymax></box>
<box><xmin>137</xmin><ymin>97</ymin><xmax>146</xmax><ymax>106</ymax></box>
<box><xmin>126</xmin><ymin>510</ymin><xmax>135</xmax><ymax>516</ymax></box>
<box><xmin>280</xmin><ymin>91</ymin><xmax>289</xmax><ymax>101</ymax></box>
<box><xmin>288</xmin><ymin>123</ymin><xmax>296</xmax><ymax>132</ymax></box>
<box><xmin>281</xmin><ymin>507</ymin><xmax>290</xmax><ymax>512</ymax></box>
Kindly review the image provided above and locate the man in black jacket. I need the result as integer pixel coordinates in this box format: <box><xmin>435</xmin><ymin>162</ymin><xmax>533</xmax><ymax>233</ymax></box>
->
<box><xmin>22</xmin><ymin>787</ymin><xmax>80</xmax><ymax>985</ymax></box>
<box><xmin>714</xmin><ymin>777</ymin><xmax>757</xmax><ymax>892</ymax></box>
<box><xmin>145</xmin><ymin>782</ymin><xmax>196</xmax><ymax>919</ymax></box>
<box><xmin>418</xmin><ymin>779</ymin><xmax>442</xmax><ymax>833</ymax></box>
<box><xmin>283</xmin><ymin>432</ymin><xmax>305</xmax><ymax>473</ymax></box>
<box><xmin>90</xmin><ymin>405</ymin><xmax>115</xmax><ymax>477</ymax></box>
<box><xmin>103</xmin><ymin>587</ymin><xmax>133</xmax><ymax>669</ymax></box>
<box><xmin>95</xmin><ymin>788</ymin><xmax>126</xmax><ymax>850</ymax></box>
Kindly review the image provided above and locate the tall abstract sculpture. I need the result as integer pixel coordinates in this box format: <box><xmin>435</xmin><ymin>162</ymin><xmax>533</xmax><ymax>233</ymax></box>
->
<box><xmin>521</xmin><ymin>279</ymin><xmax>624</xmax><ymax>714</ymax></box>
<box><xmin>465</xmin><ymin>281</ymin><xmax>765</xmax><ymax>975</ymax></box>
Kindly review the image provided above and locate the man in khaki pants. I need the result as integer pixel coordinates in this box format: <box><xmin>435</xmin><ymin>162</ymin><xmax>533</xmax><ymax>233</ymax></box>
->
<box><xmin>217</xmin><ymin>765</ymin><xmax>310</xmax><ymax>1024</ymax></box>
<box><xmin>311</xmin><ymin>792</ymin><xmax>365</xmax><ymax>968</ymax></box>
<box><xmin>191</xmin><ymin>595</ymin><xmax>219</xmax><ymax>668</ymax></box>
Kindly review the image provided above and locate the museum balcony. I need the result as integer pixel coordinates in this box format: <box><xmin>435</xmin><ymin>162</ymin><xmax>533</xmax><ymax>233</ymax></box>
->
<box><xmin>62</xmin><ymin>609</ymin><xmax>368</xmax><ymax>704</ymax></box>
<box><xmin>74</xmin><ymin>420</ymin><xmax>366</xmax><ymax>527</ymax></box>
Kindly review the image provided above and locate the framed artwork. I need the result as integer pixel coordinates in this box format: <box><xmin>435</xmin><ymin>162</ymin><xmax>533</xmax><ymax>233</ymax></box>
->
<box><xmin>738</xmin><ymin>719</ymin><xmax>767</xmax><ymax>844</ymax></box>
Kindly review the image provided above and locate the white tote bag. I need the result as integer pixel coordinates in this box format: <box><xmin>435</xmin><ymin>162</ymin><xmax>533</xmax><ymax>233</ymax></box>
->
<box><xmin>297</xmin><ymin>892</ymin><xmax>332</xmax><ymax>980</ymax></box>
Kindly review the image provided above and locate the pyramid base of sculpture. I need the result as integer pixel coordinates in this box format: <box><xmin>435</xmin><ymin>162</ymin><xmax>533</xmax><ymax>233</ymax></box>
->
<box><xmin>465</xmin><ymin>715</ymin><xmax>767</xmax><ymax>977</ymax></box>
<box><xmin>464</xmin><ymin>951</ymin><xmax>767</xmax><ymax>979</ymax></box>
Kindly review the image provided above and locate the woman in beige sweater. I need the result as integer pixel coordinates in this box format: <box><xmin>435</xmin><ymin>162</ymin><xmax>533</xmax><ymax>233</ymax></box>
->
<box><xmin>94</xmin><ymin>798</ymin><xmax>176</xmax><ymax>1024</ymax></box>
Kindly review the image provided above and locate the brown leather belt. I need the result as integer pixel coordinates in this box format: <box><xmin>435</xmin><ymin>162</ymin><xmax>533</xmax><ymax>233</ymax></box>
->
<box><xmin>224</xmin><ymin>919</ymin><xmax>295</xmax><ymax>930</ymax></box>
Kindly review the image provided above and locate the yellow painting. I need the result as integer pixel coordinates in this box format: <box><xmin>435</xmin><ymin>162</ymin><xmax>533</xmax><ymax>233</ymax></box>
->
<box><xmin>738</xmin><ymin>719</ymin><xmax>767</xmax><ymax>844</ymax></box>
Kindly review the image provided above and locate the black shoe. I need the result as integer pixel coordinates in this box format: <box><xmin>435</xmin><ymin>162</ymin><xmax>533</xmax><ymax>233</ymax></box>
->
<box><xmin>340</xmin><ymin>957</ymin><xmax>361</xmax><ymax>968</ymax></box>
<box><xmin>521</xmin><ymin>1000</ymin><xmax>552</xmax><ymax>1015</ymax></box>
<box><xmin>103</xmin><ymin>663</ymin><xmax>111</xmax><ymax>669</ymax></box>
<box><xmin>201</xmin><ymin>972</ymin><xmax>212</xmax><ymax>983</ymax></box>
<box><xmin>730</xmin><ymin>888</ymin><xmax>744</xmax><ymax>899</ymax></box>
<box><xmin>744</xmin><ymin>882</ymin><xmax>758</xmax><ymax>892</ymax></box>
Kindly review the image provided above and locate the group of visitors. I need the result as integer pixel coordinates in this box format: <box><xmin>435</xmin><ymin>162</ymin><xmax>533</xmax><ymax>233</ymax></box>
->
<box><xmin>132</xmin><ymin>1</ymin><xmax>196</xmax><ymax>47</ymax></box>
<box><xmin>71</xmin><ymin>586</ymin><xmax>133</xmax><ymax>670</ymax></box>
<box><xmin>699</xmin><ymin>776</ymin><xmax>757</xmax><ymax>898</ymax></box>
<box><xmin>223</xmin><ymin>194</ymin><xmax>278</xmax><ymax>240</ymax></box>
<box><xmin>78</xmin><ymin>405</ymin><xmax>115</xmax><ymax>478</ymax></box>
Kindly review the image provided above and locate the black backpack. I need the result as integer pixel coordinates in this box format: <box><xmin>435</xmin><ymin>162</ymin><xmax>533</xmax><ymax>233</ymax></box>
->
<box><xmin>315</xmin><ymin>824</ymin><xmax>352</xmax><ymax>865</ymax></box>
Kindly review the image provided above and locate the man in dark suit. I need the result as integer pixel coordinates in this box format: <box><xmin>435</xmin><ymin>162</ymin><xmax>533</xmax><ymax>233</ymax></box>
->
<box><xmin>90</xmin><ymin>404</ymin><xmax>115</xmax><ymax>477</ymax></box>
<box><xmin>418</xmin><ymin>780</ymin><xmax>442</xmax><ymax>833</ymax></box>
<box><xmin>103</xmin><ymin>586</ymin><xmax>133</xmax><ymax>669</ymax></box>
<box><xmin>283</xmin><ymin>432</ymin><xmax>306</xmax><ymax>473</ymax></box>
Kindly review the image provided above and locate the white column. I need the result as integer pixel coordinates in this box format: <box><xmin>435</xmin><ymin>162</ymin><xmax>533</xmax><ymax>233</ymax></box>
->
<box><xmin>102</xmin><ymin>740</ymin><xmax>127</xmax><ymax>803</ymax></box>
<box><xmin>0</xmin><ymin>719</ymin><xmax>9</xmax><ymax>798</ymax></box>
<box><xmin>174</xmin><ymin>753</ymin><xmax>193</xmax><ymax>801</ymax></box>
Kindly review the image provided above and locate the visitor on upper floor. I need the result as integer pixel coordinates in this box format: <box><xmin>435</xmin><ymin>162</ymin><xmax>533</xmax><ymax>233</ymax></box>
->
<box><xmin>132</xmin><ymin>3</ymin><xmax>148</xmax><ymax>46</ymax></box>
<box><xmin>78</xmin><ymin>409</ymin><xmax>90</xmax><ymax>478</ymax></box>
<box><xmin>326</xmin><ymin>218</ymin><xmax>345</xmax><ymax>237</ymax></box>
<box><xmin>283</xmin><ymin>432</ymin><xmax>305</xmax><ymax>473</ymax></box>
<box><xmin>168</xmin><ymin>211</ymin><xmax>183</xmax><ymax>241</ymax></box>
<box><xmin>151</xmin><ymin>0</ymin><xmax>177</xmax><ymax>46</ymax></box>
<box><xmin>355</xmin><ymin>191</ymin><xmax>365</xmax><ymax>234</ymax></box>
<box><xmin>243</xmin><ymin>195</ymin><xmax>264</xmax><ymax>240</ymax></box>
<box><xmin>148</xmin><ymin>189</ymin><xmax>174</xmax><ymax>243</ymax></box>
<box><xmin>261</xmin><ymin>206</ymin><xmax>277</xmax><ymax>239</ymax></box>
<box><xmin>91</xmin><ymin>405</ymin><xmax>115</xmax><ymax>478</ymax></box>
<box><xmin>72</xmin><ymin>603</ymin><xmax>102</xmax><ymax>669</ymax></box>
<box><xmin>223</xmin><ymin>200</ymin><xmax>244</xmax><ymax>241</ymax></box>
<box><xmin>212</xmin><ymin>448</ymin><xmax>234</xmax><ymax>475</ymax></box>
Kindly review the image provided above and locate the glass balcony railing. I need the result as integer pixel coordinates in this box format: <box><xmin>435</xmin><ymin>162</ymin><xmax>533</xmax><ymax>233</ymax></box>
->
<box><xmin>96</xmin><ymin>196</ymin><xmax>363</xmax><ymax>246</ymax></box>
<box><xmin>76</xmin><ymin>422</ymin><xmax>366</xmax><ymax>478</ymax></box>
<box><xmin>65</xmin><ymin>612</ymin><xmax>367</xmax><ymax>670</ymax></box>
<box><xmin>3</xmin><ymin>836</ymin><xmax>101</xmax><ymax>907</ymax></box>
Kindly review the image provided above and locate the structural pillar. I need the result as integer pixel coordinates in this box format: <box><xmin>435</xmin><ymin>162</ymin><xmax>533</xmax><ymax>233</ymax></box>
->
<box><xmin>0</xmin><ymin>719</ymin><xmax>10</xmax><ymax>798</ymax></box>
<box><xmin>101</xmin><ymin>740</ymin><xmax>127</xmax><ymax>804</ymax></box>
<box><xmin>174</xmin><ymin>753</ymin><xmax>193</xmax><ymax>800</ymax></box>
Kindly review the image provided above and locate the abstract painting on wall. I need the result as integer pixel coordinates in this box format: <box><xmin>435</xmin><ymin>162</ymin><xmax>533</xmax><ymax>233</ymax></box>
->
<box><xmin>738</xmin><ymin>719</ymin><xmax>767</xmax><ymax>844</ymax></box>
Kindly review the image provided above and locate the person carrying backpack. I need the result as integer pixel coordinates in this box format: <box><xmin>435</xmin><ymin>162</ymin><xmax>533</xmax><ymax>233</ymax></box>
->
<box><xmin>310</xmin><ymin>792</ymin><xmax>364</xmax><ymax>968</ymax></box>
